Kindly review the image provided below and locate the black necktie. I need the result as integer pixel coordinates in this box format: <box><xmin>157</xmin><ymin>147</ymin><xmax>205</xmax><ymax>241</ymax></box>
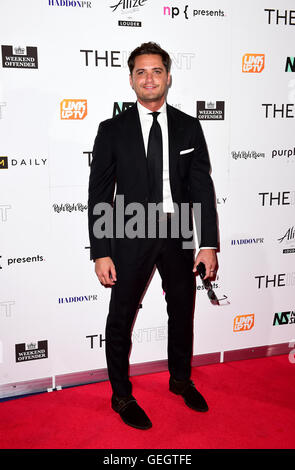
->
<box><xmin>147</xmin><ymin>112</ymin><xmax>163</xmax><ymax>203</ymax></box>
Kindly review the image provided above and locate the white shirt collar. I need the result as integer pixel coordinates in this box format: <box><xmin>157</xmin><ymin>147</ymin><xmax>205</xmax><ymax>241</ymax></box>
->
<box><xmin>137</xmin><ymin>101</ymin><xmax>167</xmax><ymax>117</ymax></box>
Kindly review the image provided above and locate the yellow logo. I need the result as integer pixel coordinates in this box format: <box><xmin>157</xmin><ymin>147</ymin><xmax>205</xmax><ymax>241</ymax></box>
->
<box><xmin>0</xmin><ymin>156</ymin><xmax>8</xmax><ymax>169</ymax></box>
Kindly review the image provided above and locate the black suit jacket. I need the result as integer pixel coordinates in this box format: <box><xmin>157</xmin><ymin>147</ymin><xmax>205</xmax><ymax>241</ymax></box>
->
<box><xmin>88</xmin><ymin>103</ymin><xmax>218</xmax><ymax>260</ymax></box>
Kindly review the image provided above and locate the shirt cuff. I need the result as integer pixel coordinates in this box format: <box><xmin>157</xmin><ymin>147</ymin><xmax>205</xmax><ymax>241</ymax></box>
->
<box><xmin>200</xmin><ymin>247</ymin><xmax>217</xmax><ymax>250</ymax></box>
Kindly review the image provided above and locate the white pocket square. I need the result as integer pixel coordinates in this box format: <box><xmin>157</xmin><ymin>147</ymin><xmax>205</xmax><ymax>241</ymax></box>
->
<box><xmin>180</xmin><ymin>148</ymin><xmax>194</xmax><ymax>155</ymax></box>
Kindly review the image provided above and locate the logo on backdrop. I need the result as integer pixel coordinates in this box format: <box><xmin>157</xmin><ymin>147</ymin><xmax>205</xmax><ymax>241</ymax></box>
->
<box><xmin>216</xmin><ymin>196</ymin><xmax>227</xmax><ymax>205</ymax></box>
<box><xmin>169</xmin><ymin>52</ymin><xmax>195</xmax><ymax>70</ymax></box>
<box><xmin>242</xmin><ymin>54</ymin><xmax>265</xmax><ymax>73</ymax></box>
<box><xmin>262</xmin><ymin>103</ymin><xmax>295</xmax><ymax>118</ymax></box>
<box><xmin>0</xmin><ymin>301</ymin><xmax>15</xmax><ymax>318</ymax></box>
<box><xmin>113</xmin><ymin>102</ymin><xmax>134</xmax><ymax>116</ymax></box>
<box><xmin>1</xmin><ymin>254</ymin><xmax>44</xmax><ymax>269</ymax></box>
<box><xmin>109</xmin><ymin>0</ymin><xmax>148</xmax><ymax>27</ymax></box>
<box><xmin>15</xmin><ymin>340</ymin><xmax>48</xmax><ymax>362</ymax></box>
<box><xmin>0</xmin><ymin>156</ymin><xmax>8</xmax><ymax>169</ymax></box>
<box><xmin>196</xmin><ymin>101</ymin><xmax>225</xmax><ymax>120</ymax></box>
<box><xmin>58</xmin><ymin>294</ymin><xmax>98</xmax><ymax>304</ymax></box>
<box><xmin>0</xmin><ymin>156</ymin><xmax>47</xmax><ymax>169</ymax></box>
<box><xmin>86</xmin><ymin>325</ymin><xmax>166</xmax><ymax>349</ymax></box>
<box><xmin>233</xmin><ymin>314</ymin><xmax>255</xmax><ymax>332</ymax></box>
<box><xmin>232</xmin><ymin>148</ymin><xmax>294</xmax><ymax>162</ymax></box>
<box><xmin>118</xmin><ymin>20</ymin><xmax>142</xmax><ymax>27</ymax></box>
<box><xmin>264</xmin><ymin>9</ymin><xmax>295</xmax><ymax>26</ymax></box>
<box><xmin>52</xmin><ymin>203</ymin><xmax>87</xmax><ymax>213</ymax></box>
<box><xmin>80</xmin><ymin>49</ymin><xmax>122</xmax><ymax>67</ymax></box>
<box><xmin>1</xmin><ymin>45</ymin><xmax>38</xmax><ymax>69</ymax></box>
<box><xmin>277</xmin><ymin>226</ymin><xmax>295</xmax><ymax>254</ymax></box>
<box><xmin>163</xmin><ymin>5</ymin><xmax>225</xmax><ymax>20</ymax></box>
<box><xmin>0</xmin><ymin>205</ymin><xmax>12</xmax><ymax>222</ymax></box>
<box><xmin>83</xmin><ymin>150</ymin><xmax>92</xmax><ymax>166</ymax></box>
<box><xmin>60</xmin><ymin>99</ymin><xmax>87</xmax><ymax>119</ymax></box>
<box><xmin>258</xmin><ymin>191</ymin><xmax>295</xmax><ymax>206</ymax></box>
<box><xmin>273</xmin><ymin>311</ymin><xmax>295</xmax><ymax>326</ymax></box>
<box><xmin>110</xmin><ymin>0</ymin><xmax>147</xmax><ymax>12</ymax></box>
<box><xmin>231</xmin><ymin>150</ymin><xmax>265</xmax><ymax>160</ymax></box>
<box><xmin>271</xmin><ymin>147</ymin><xmax>295</xmax><ymax>162</ymax></box>
<box><xmin>285</xmin><ymin>57</ymin><xmax>295</xmax><ymax>72</ymax></box>
<box><xmin>80</xmin><ymin>49</ymin><xmax>190</xmax><ymax>69</ymax></box>
<box><xmin>255</xmin><ymin>272</ymin><xmax>295</xmax><ymax>289</ymax></box>
<box><xmin>231</xmin><ymin>237</ymin><xmax>264</xmax><ymax>246</ymax></box>
<box><xmin>48</xmin><ymin>0</ymin><xmax>92</xmax><ymax>7</ymax></box>
<box><xmin>86</xmin><ymin>333</ymin><xmax>105</xmax><ymax>349</ymax></box>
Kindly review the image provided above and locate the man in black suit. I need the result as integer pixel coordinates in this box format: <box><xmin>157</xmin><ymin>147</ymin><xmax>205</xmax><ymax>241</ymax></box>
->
<box><xmin>88</xmin><ymin>42</ymin><xmax>218</xmax><ymax>430</ymax></box>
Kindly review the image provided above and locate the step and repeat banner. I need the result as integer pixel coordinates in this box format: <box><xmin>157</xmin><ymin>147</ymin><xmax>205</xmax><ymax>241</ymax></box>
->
<box><xmin>1</xmin><ymin>0</ymin><xmax>295</xmax><ymax>396</ymax></box>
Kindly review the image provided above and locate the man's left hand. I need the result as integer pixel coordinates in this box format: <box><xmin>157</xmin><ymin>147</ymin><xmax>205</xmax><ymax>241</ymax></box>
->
<box><xmin>193</xmin><ymin>249</ymin><xmax>217</xmax><ymax>280</ymax></box>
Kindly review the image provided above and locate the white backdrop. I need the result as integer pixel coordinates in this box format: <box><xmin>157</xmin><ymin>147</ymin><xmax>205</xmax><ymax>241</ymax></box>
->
<box><xmin>1</xmin><ymin>0</ymin><xmax>295</xmax><ymax>397</ymax></box>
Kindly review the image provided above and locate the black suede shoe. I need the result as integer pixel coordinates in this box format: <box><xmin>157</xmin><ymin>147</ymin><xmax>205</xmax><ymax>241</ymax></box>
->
<box><xmin>169</xmin><ymin>378</ymin><xmax>209</xmax><ymax>412</ymax></box>
<box><xmin>111</xmin><ymin>394</ymin><xmax>152</xmax><ymax>430</ymax></box>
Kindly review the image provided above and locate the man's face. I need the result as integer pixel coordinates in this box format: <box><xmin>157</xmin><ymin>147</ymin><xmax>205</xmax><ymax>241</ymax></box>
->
<box><xmin>129</xmin><ymin>54</ymin><xmax>171</xmax><ymax>108</ymax></box>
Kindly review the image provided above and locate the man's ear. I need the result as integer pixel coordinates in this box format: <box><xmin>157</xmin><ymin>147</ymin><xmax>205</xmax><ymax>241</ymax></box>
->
<box><xmin>129</xmin><ymin>74</ymin><xmax>134</xmax><ymax>89</ymax></box>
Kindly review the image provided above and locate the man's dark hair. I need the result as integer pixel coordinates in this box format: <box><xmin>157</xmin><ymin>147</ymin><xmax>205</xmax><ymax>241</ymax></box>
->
<box><xmin>128</xmin><ymin>42</ymin><xmax>171</xmax><ymax>74</ymax></box>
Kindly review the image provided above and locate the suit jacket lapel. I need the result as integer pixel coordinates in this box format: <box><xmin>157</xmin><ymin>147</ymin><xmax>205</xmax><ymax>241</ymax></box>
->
<box><xmin>167</xmin><ymin>104</ymin><xmax>182</xmax><ymax>186</ymax></box>
<box><xmin>124</xmin><ymin>103</ymin><xmax>149</xmax><ymax>196</ymax></box>
<box><xmin>126</xmin><ymin>103</ymin><xmax>146</xmax><ymax>158</ymax></box>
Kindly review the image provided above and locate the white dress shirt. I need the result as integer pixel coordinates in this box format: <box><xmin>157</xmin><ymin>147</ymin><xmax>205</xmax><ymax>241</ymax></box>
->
<box><xmin>137</xmin><ymin>100</ymin><xmax>175</xmax><ymax>213</ymax></box>
<box><xmin>137</xmin><ymin>101</ymin><xmax>216</xmax><ymax>250</ymax></box>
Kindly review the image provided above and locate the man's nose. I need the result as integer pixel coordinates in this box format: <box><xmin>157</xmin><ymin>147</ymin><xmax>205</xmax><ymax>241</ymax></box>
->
<box><xmin>145</xmin><ymin>72</ymin><xmax>154</xmax><ymax>83</ymax></box>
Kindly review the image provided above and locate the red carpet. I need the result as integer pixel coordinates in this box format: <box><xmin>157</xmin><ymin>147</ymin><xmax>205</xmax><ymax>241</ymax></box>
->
<box><xmin>0</xmin><ymin>355</ymin><xmax>294</xmax><ymax>449</ymax></box>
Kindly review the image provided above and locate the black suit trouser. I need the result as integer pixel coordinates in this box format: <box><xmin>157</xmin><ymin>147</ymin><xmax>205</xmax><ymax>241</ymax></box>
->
<box><xmin>105</xmin><ymin>221</ymin><xmax>196</xmax><ymax>397</ymax></box>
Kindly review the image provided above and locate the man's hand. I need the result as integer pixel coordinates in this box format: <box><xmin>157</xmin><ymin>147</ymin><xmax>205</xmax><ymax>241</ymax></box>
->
<box><xmin>193</xmin><ymin>249</ymin><xmax>217</xmax><ymax>280</ymax></box>
<box><xmin>95</xmin><ymin>257</ymin><xmax>117</xmax><ymax>287</ymax></box>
